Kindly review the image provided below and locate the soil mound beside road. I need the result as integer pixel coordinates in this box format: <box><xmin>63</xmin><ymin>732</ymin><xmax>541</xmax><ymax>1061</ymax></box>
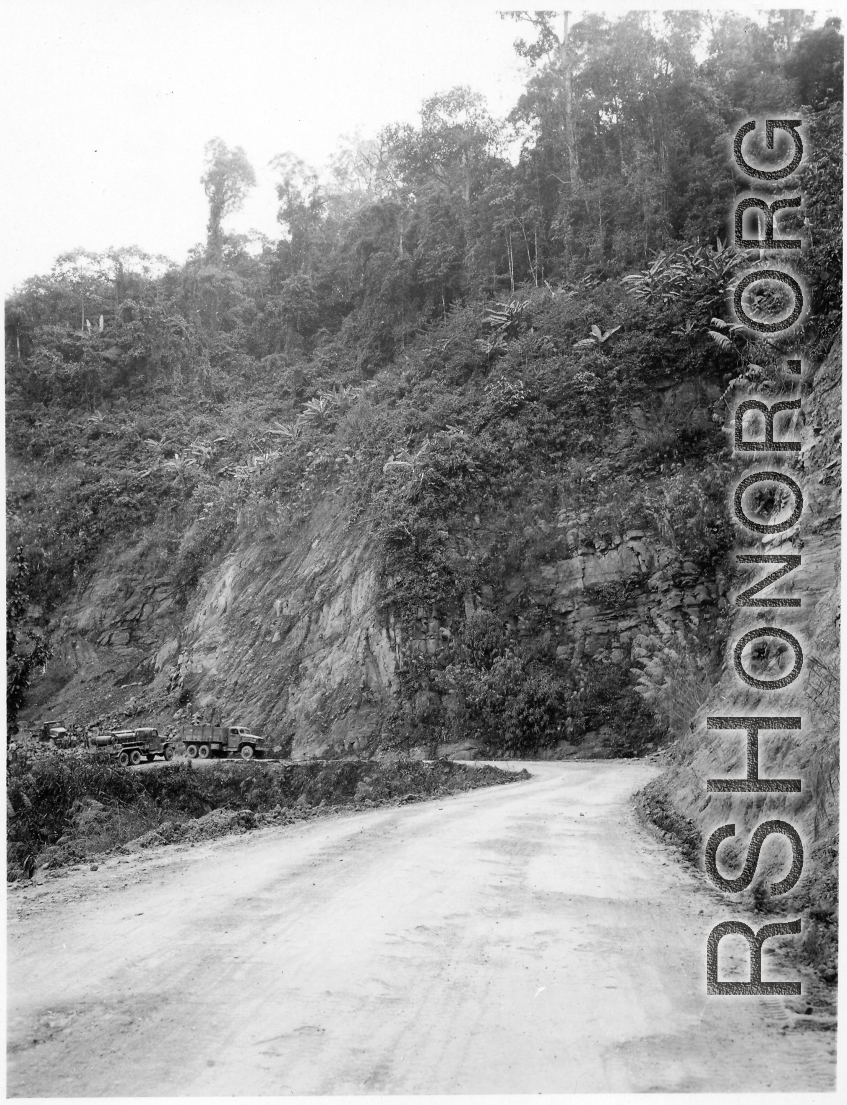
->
<box><xmin>6</xmin><ymin>752</ymin><xmax>526</xmax><ymax>880</ymax></box>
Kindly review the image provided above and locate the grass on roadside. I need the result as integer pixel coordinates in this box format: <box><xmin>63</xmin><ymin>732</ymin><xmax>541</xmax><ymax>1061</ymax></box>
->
<box><xmin>7</xmin><ymin>750</ymin><xmax>528</xmax><ymax>879</ymax></box>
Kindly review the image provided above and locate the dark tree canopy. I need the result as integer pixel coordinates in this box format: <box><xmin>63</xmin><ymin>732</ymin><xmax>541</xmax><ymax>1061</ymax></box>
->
<box><xmin>785</xmin><ymin>17</ymin><xmax>844</xmax><ymax>105</ymax></box>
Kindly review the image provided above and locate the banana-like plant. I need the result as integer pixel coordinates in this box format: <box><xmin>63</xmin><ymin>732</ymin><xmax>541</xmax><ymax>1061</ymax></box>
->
<box><xmin>573</xmin><ymin>323</ymin><xmax>621</xmax><ymax>351</ymax></box>
<box><xmin>326</xmin><ymin>383</ymin><xmax>362</xmax><ymax>406</ymax></box>
<box><xmin>187</xmin><ymin>440</ymin><xmax>213</xmax><ymax>463</ymax></box>
<box><xmin>485</xmin><ymin>298</ymin><xmax>529</xmax><ymax>339</ymax></box>
<box><xmin>671</xmin><ymin>319</ymin><xmax>698</xmax><ymax>339</ymax></box>
<box><xmin>475</xmin><ymin>335</ymin><xmax>508</xmax><ymax>362</ymax></box>
<box><xmin>233</xmin><ymin>450</ymin><xmax>281</xmax><ymax>481</ymax></box>
<box><xmin>706</xmin><ymin>318</ymin><xmax>744</xmax><ymax>353</ymax></box>
<box><xmin>301</xmin><ymin>395</ymin><xmax>333</xmax><ymax>427</ymax></box>
<box><xmin>383</xmin><ymin>438</ymin><xmax>432</xmax><ymax>480</ymax></box>
<box><xmin>623</xmin><ymin>239</ymin><xmax>746</xmax><ymax>308</ymax></box>
<box><xmin>622</xmin><ymin>255</ymin><xmax>682</xmax><ymax>305</ymax></box>
<box><xmin>144</xmin><ymin>437</ymin><xmax>177</xmax><ymax>457</ymax></box>
<box><xmin>162</xmin><ymin>453</ymin><xmax>198</xmax><ymax>488</ymax></box>
<box><xmin>266</xmin><ymin>419</ymin><xmax>304</xmax><ymax>442</ymax></box>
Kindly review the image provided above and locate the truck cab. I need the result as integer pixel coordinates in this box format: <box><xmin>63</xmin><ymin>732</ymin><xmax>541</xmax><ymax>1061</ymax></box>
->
<box><xmin>228</xmin><ymin>727</ymin><xmax>265</xmax><ymax>758</ymax></box>
<box><xmin>35</xmin><ymin>722</ymin><xmax>69</xmax><ymax>746</ymax></box>
<box><xmin>134</xmin><ymin>727</ymin><xmax>160</xmax><ymax>747</ymax></box>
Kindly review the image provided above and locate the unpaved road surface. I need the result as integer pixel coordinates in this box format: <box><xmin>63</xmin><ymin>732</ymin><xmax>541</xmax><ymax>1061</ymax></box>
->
<box><xmin>7</xmin><ymin>761</ymin><xmax>835</xmax><ymax>1094</ymax></box>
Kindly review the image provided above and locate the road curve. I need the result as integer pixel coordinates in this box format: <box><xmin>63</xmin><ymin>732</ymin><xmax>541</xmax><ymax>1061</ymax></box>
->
<box><xmin>7</xmin><ymin>761</ymin><xmax>835</xmax><ymax>1094</ymax></box>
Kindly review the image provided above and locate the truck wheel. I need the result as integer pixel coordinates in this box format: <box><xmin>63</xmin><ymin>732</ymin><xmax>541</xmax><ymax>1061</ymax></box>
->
<box><xmin>240</xmin><ymin>744</ymin><xmax>254</xmax><ymax>761</ymax></box>
<box><xmin>119</xmin><ymin>751</ymin><xmax>130</xmax><ymax>767</ymax></box>
<box><xmin>164</xmin><ymin>746</ymin><xmax>175</xmax><ymax>761</ymax></box>
<box><xmin>186</xmin><ymin>743</ymin><xmax>198</xmax><ymax>759</ymax></box>
<box><xmin>198</xmin><ymin>744</ymin><xmax>210</xmax><ymax>759</ymax></box>
<box><xmin>130</xmin><ymin>749</ymin><xmax>143</xmax><ymax>766</ymax></box>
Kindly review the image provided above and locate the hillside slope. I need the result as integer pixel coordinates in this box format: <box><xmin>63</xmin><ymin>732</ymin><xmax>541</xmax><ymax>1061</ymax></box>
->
<box><xmin>17</xmin><ymin>279</ymin><xmax>737</xmax><ymax>758</ymax></box>
<box><xmin>641</xmin><ymin>333</ymin><xmax>841</xmax><ymax>979</ymax></box>
<box><xmin>9</xmin><ymin>41</ymin><xmax>840</xmax><ymax>765</ymax></box>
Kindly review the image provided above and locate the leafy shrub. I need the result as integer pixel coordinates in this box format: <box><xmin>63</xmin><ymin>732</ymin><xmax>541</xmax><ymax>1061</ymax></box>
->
<box><xmin>622</xmin><ymin>239</ymin><xmax>747</xmax><ymax>320</ymax></box>
<box><xmin>6</xmin><ymin>752</ymin><xmax>523</xmax><ymax>877</ymax></box>
<box><xmin>633</xmin><ymin>628</ymin><xmax>723</xmax><ymax>737</ymax></box>
<box><xmin>447</xmin><ymin>651</ymin><xmax>574</xmax><ymax>755</ymax></box>
<box><xmin>578</xmin><ymin>661</ymin><xmax>667</xmax><ymax>755</ymax></box>
<box><xmin>173</xmin><ymin>483</ymin><xmax>243</xmax><ymax>591</ymax></box>
<box><xmin>7</xmin><ymin>751</ymin><xmax>142</xmax><ymax>872</ymax></box>
<box><xmin>461</xmin><ymin>610</ymin><xmax>507</xmax><ymax>669</ymax></box>
<box><xmin>795</xmin><ymin>102</ymin><xmax>843</xmax><ymax>345</ymax></box>
<box><xmin>636</xmin><ymin>463</ymin><xmax>733</xmax><ymax>568</ymax></box>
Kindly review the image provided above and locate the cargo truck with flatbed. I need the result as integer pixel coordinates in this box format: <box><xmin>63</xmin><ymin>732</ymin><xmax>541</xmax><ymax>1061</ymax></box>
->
<box><xmin>181</xmin><ymin>724</ymin><xmax>265</xmax><ymax>760</ymax></box>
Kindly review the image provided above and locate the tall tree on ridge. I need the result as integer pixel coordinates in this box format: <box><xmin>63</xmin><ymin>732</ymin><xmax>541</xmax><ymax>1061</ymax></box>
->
<box><xmin>505</xmin><ymin>11</ymin><xmax>580</xmax><ymax>197</ymax></box>
<box><xmin>201</xmin><ymin>139</ymin><xmax>256</xmax><ymax>264</ymax></box>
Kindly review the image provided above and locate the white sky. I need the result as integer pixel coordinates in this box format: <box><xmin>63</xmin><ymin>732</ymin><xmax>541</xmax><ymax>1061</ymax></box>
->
<box><xmin>1</xmin><ymin>1</ymin><xmax>533</xmax><ymax>293</ymax></box>
<box><xmin>1</xmin><ymin>1</ymin><xmax>832</xmax><ymax>295</ymax></box>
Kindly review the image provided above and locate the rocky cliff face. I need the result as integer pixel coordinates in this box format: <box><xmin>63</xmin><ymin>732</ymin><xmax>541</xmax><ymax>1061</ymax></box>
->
<box><xmin>23</xmin><ymin>374</ymin><xmax>728</xmax><ymax>759</ymax></box>
<box><xmin>27</xmin><ymin>492</ymin><xmax>400</xmax><ymax>757</ymax></box>
<box><xmin>642</xmin><ymin>335</ymin><xmax>841</xmax><ymax>975</ymax></box>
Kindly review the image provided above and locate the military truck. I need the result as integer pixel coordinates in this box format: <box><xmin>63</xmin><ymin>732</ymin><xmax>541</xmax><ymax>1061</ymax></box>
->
<box><xmin>181</xmin><ymin>724</ymin><xmax>265</xmax><ymax>760</ymax></box>
<box><xmin>34</xmin><ymin>721</ymin><xmax>71</xmax><ymax>746</ymax></box>
<box><xmin>102</xmin><ymin>727</ymin><xmax>175</xmax><ymax>767</ymax></box>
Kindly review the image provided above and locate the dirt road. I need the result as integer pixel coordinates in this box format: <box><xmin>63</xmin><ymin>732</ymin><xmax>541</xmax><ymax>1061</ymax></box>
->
<box><xmin>7</xmin><ymin>761</ymin><xmax>835</xmax><ymax>1094</ymax></box>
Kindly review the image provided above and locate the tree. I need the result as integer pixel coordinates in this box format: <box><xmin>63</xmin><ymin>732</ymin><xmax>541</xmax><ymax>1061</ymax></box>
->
<box><xmin>271</xmin><ymin>152</ymin><xmax>326</xmax><ymax>274</ymax></box>
<box><xmin>417</xmin><ymin>87</ymin><xmax>501</xmax><ymax>205</ymax></box>
<box><xmin>703</xmin><ymin>12</ymin><xmax>799</xmax><ymax>116</ymax></box>
<box><xmin>382</xmin><ymin>87</ymin><xmax>501</xmax><ymax>209</ymax></box>
<box><xmin>785</xmin><ymin>18</ymin><xmax>844</xmax><ymax>106</ymax></box>
<box><xmin>765</xmin><ymin>8</ymin><xmax>814</xmax><ymax>53</ymax></box>
<box><xmin>201</xmin><ymin>139</ymin><xmax>256</xmax><ymax>262</ymax></box>
<box><xmin>505</xmin><ymin>11</ymin><xmax>580</xmax><ymax>196</ymax></box>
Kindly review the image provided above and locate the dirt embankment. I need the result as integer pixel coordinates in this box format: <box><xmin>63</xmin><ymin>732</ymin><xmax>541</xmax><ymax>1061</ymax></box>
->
<box><xmin>641</xmin><ymin>335</ymin><xmax>841</xmax><ymax>980</ymax></box>
<box><xmin>6</xmin><ymin>752</ymin><xmax>526</xmax><ymax>881</ymax></box>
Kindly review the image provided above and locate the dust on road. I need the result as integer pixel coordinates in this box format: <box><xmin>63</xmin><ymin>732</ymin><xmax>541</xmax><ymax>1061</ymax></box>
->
<box><xmin>6</xmin><ymin>761</ymin><xmax>836</xmax><ymax>1094</ymax></box>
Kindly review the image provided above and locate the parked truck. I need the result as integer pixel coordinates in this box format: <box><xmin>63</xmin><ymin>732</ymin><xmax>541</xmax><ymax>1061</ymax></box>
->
<box><xmin>97</xmin><ymin>727</ymin><xmax>175</xmax><ymax>767</ymax></box>
<box><xmin>33</xmin><ymin>721</ymin><xmax>71</xmax><ymax>747</ymax></box>
<box><xmin>181</xmin><ymin>724</ymin><xmax>266</xmax><ymax>760</ymax></box>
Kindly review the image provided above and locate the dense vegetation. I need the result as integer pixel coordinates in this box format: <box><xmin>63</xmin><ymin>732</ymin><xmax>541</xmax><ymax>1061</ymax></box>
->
<box><xmin>6</xmin><ymin>749</ymin><xmax>524</xmax><ymax>878</ymax></box>
<box><xmin>6</xmin><ymin>12</ymin><xmax>843</xmax><ymax>752</ymax></box>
